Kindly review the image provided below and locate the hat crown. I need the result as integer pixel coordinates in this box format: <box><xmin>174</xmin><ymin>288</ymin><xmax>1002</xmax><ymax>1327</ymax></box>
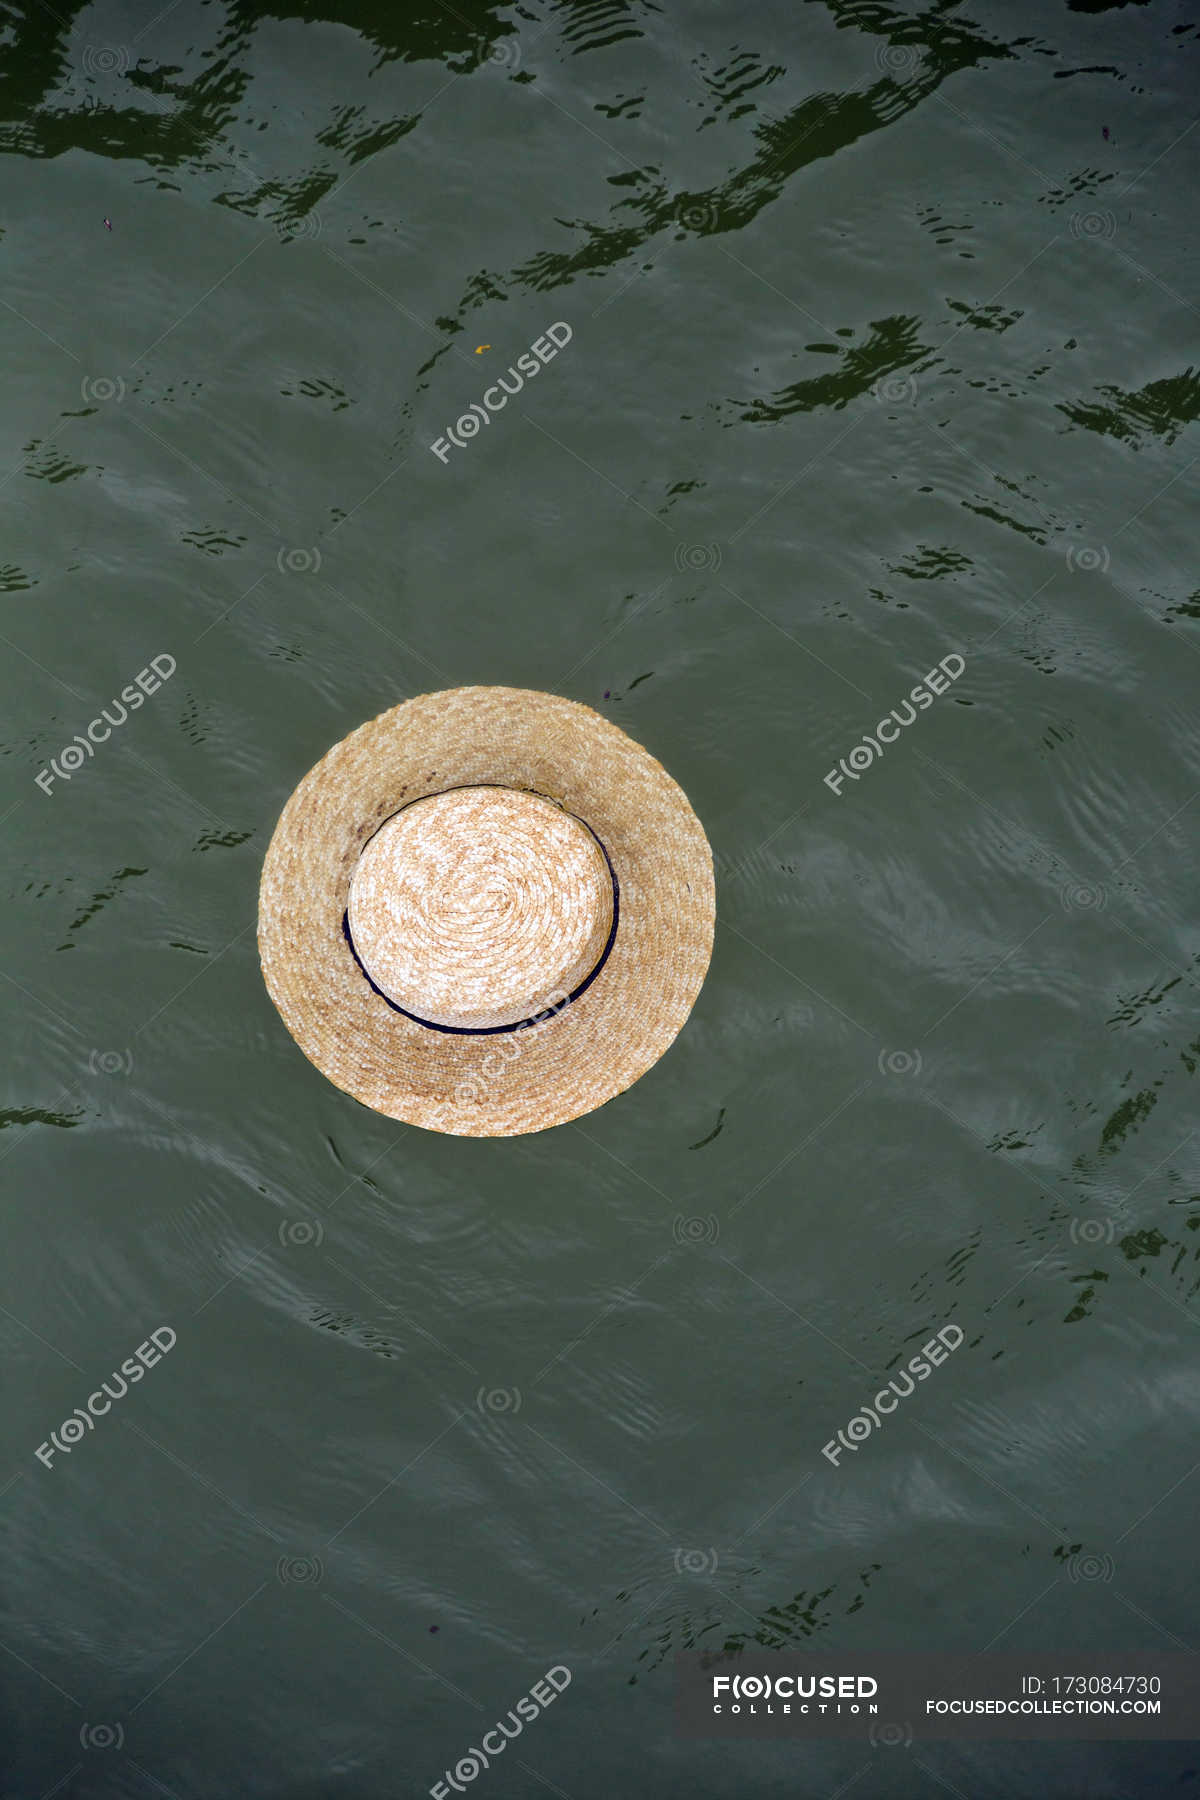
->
<box><xmin>347</xmin><ymin>786</ymin><xmax>614</xmax><ymax>1030</ymax></box>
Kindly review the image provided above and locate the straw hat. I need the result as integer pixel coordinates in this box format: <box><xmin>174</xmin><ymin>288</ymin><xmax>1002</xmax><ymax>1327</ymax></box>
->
<box><xmin>258</xmin><ymin>687</ymin><xmax>715</xmax><ymax>1137</ymax></box>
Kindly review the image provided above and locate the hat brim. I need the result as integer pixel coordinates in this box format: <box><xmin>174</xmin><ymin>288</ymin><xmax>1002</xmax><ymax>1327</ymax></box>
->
<box><xmin>258</xmin><ymin>687</ymin><xmax>715</xmax><ymax>1137</ymax></box>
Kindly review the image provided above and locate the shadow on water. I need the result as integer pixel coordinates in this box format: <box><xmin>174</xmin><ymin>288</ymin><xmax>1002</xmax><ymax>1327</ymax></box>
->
<box><xmin>19</xmin><ymin>0</ymin><xmax>1185</xmax><ymax>450</ymax></box>
<box><xmin>1</xmin><ymin>0</ymin><xmax>1022</xmax><ymax>330</ymax></box>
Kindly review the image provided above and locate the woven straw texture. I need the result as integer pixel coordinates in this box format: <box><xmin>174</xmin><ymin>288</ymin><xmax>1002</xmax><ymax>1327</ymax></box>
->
<box><xmin>347</xmin><ymin>787</ymin><xmax>615</xmax><ymax>1030</ymax></box>
<box><xmin>258</xmin><ymin>686</ymin><xmax>715</xmax><ymax>1137</ymax></box>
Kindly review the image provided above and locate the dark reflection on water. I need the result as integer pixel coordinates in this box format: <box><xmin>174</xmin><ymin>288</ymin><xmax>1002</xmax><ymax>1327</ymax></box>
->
<box><xmin>5</xmin><ymin>0</ymin><xmax>1200</xmax><ymax>1793</ymax></box>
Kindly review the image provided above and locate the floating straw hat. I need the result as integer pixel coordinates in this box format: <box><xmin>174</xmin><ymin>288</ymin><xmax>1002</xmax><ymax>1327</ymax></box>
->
<box><xmin>258</xmin><ymin>687</ymin><xmax>715</xmax><ymax>1137</ymax></box>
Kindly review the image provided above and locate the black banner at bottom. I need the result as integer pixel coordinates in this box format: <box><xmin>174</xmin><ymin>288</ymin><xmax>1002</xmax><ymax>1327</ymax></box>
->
<box><xmin>675</xmin><ymin>1652</ymin><xmax>1200</xmax><ymax>1740</ymax></box>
